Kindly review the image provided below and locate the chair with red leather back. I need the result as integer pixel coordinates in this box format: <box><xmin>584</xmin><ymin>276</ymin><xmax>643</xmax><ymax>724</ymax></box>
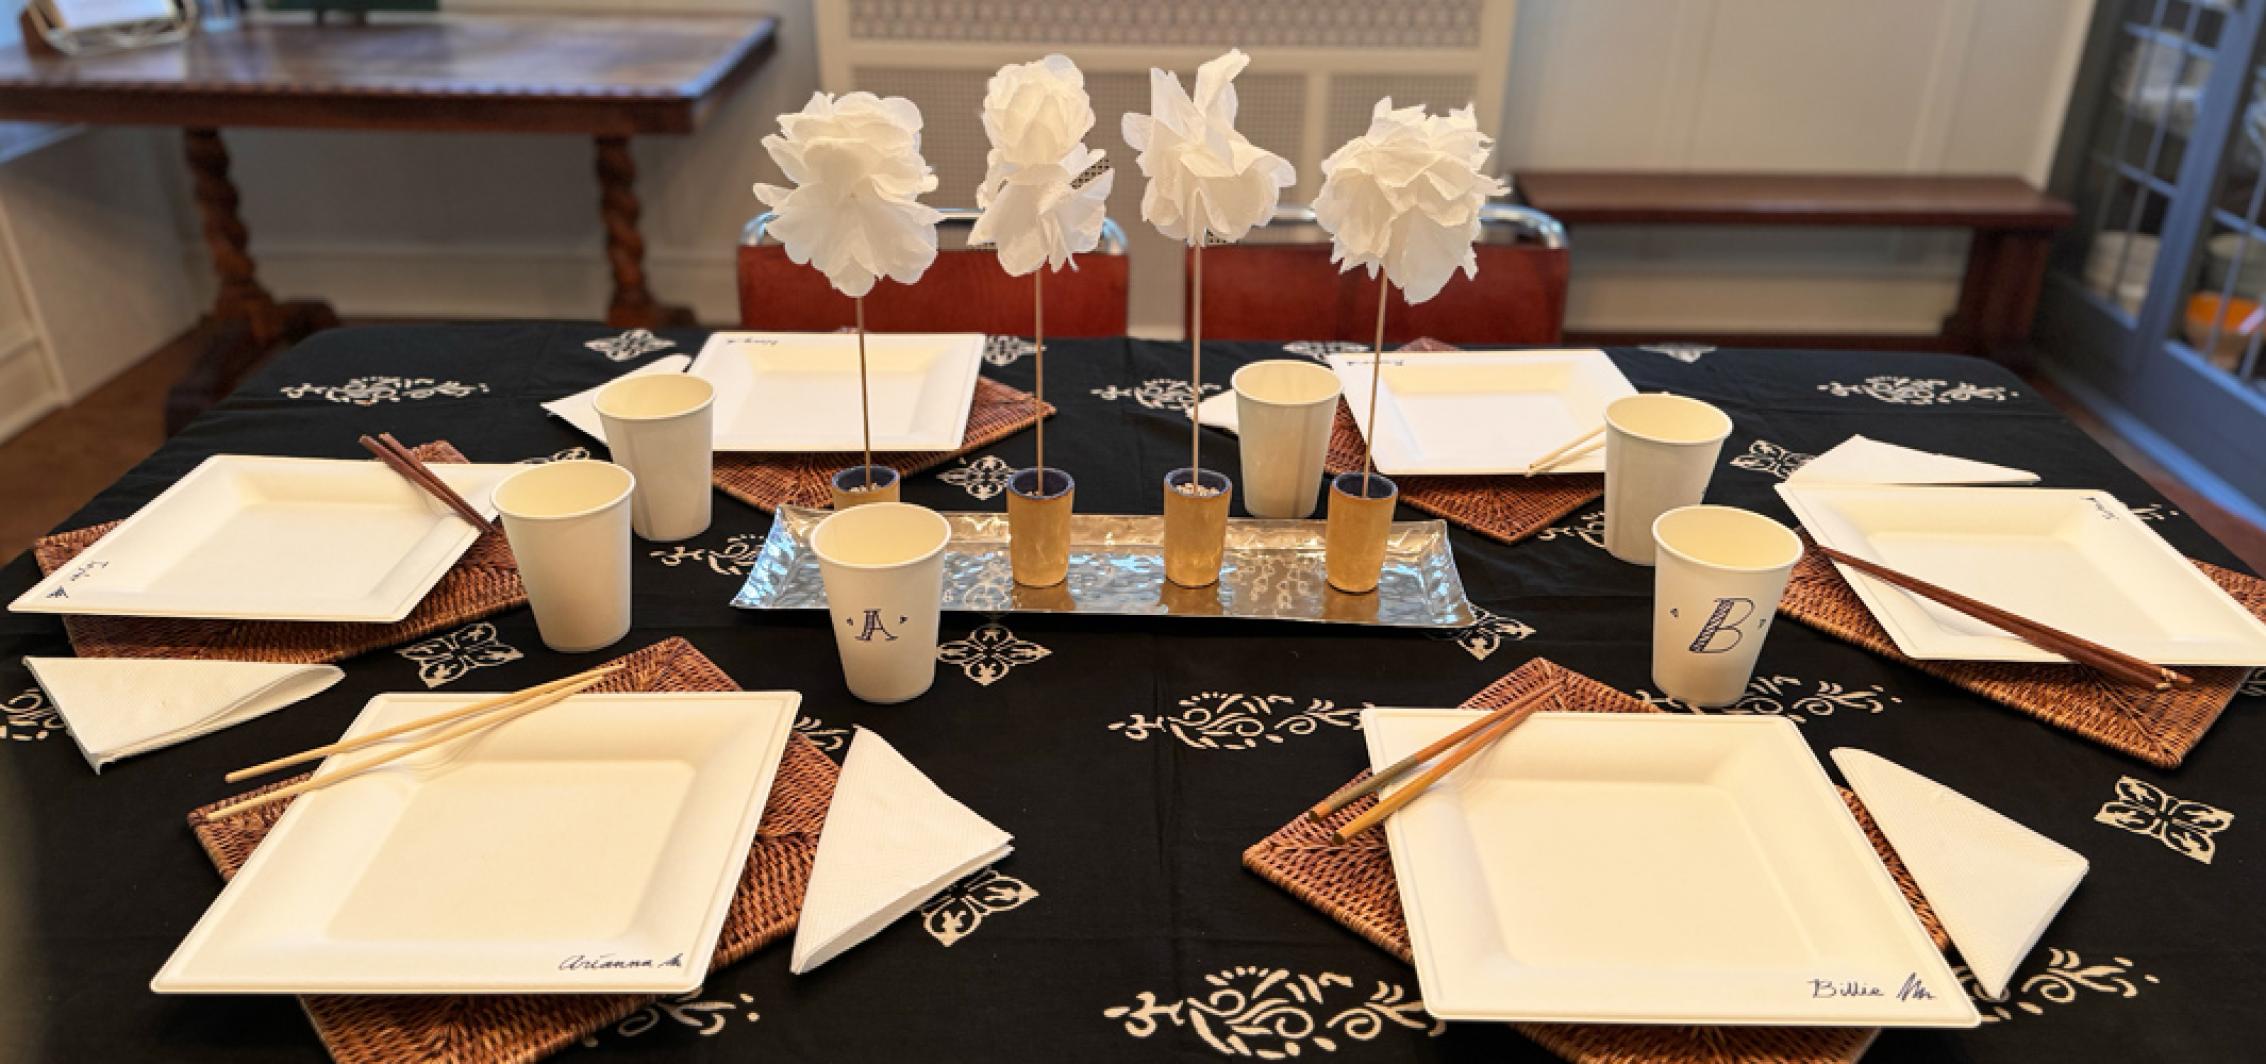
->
<box><xmin>1189</xmin><ymin>203</ymin><xmax>1569</xmax><ymax>346</ymax></box>
<box><xmin>738</xmin><ymin>208</ymin><xmax>1130</xmax><ymax>335</ymax></box>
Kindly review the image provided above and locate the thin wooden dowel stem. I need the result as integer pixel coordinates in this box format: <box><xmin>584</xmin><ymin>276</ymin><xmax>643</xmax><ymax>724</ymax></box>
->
<box><xmin>1035</xmin><ymin>268</ymin><xmax>1046</xmax><ymax>485</ymax></box>
<box><xmin>855</xmin><ymin>296</ymin><xmax>872</xmax><ymax>488</ymax></box>
<box><xmin>1190</xmin><ymin>242</ymin><xmax>1203</xmax><ymax>478</ymax></box>
<box><xmin>1363</xmin><ymin>275</ymin><xmax>1388</xmax><ymax>493</ymax></box>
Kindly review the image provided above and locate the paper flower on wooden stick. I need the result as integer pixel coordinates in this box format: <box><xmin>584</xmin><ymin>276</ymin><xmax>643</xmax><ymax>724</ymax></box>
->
<box><xmin>753</xmin><ymin>91</ymin><xmax>943</xmax><ymax>298</ymax></box>
<box><xmin>1313</xmin><ymin>99</ymin><xmax>1508</xmax><ymax>304</ymax></box>
<box><xmin>1121</xmin><ymin>48</ymin><xmax>1296</xmax><ymax>246</ymax></box>
<box><xmin>971</xmin><ymin>54</ymin><xmax>1114</xmax><ymax>276</ymax></box>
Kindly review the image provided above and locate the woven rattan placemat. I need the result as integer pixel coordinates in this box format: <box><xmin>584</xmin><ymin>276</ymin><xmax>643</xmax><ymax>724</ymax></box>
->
<box><xmin>1322</xmin><ymin>338</ymin><xmax>1603</xmax><ymax>547</ymax></box>
<box><xmin>712</xmin><ymin>376</ymin><xmax>1052</xmax><ymax>512</ymax></box>
<box><xmin>32</xmin><ymin>441</ymin><xmax>526</xmax><ymax>665</ymax></box>
<box><xmin>184</xmin><ymin>637</ymin><xmax>837</xmax><ymax>1064</ymax></box>
<box><xmin>1243</xmin><ymin>657</ymin><xmax>1949</xmax><ymax>1064</ymax></box>
<box><xmin>1780</xmin><ymin>539</ymin><xmax>2266</xmax><ymax>769</ymax></box>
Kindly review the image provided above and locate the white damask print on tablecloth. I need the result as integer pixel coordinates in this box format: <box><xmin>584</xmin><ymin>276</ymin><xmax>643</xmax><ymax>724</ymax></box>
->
<box><xmin>651</xmin><ymin>533</ymin><xmax>767</xmax><ymax>577</ymax></box>
<box><xmin>394</xmin><ymin>622</ymin><xmax>524</xmax><ymax>688</ymax></box>
<box><xmin>921</xmin><ymin>867</ymin><xmax>1039</xmax><ymax>946</ymax></box>
<box><xmin>1281</xmin><ymin>340</ymin><xmax>1370</xmax><ymax>361</ymax></box>
<box><xmin>937</xmin><ymin>623</ymin><xmax>1051</xmax><ymax>685</ymax></box>
<box><xmin>280</xmin><ymin>376</ymin><xmax>488</xmax><ymax>405</ymax></box>
<box><xmin>1634</xmin><ymin>674</ymin><xmax>1900</xmax><ymax>724</ymax></box>
<box><xmin>2241</xmin><ymin>668</ymin><xmax>2266</xmax><ymax>698</ymax></box>
<box><xmin>519</xmin><ymin>446</ymin><xmax>591</xmax><ymax>465</ymax></box>
<box><xmin>983</xmin><ymin>335</ymin><xmax>1038</xmax><ymax>366</ymax></box>
<box><xmin>1955</xmin><ymin>949</ymin><xmax>2160</xmax><ymax>1023</ymax></box>
<box><xmin>1104</xmin><ymin>966</ymin><xmax>1443</xmax><ymax>1057</ymax></box>
<box><xmin>937</xmin><ymin>455</ymin><xmax>1018</xmax><ymax>500</ymax></box>
<box><xmin>1110</xmin><ymin>692</ymin><xmax>1370</xmax><ymax>750</ymax></box>
<box><xmin>1429</xmin><ymin>604</ymin><xmax>1535</xmax><ymax>661</ymax></box>
<box><xmin>793</xmin><ymin>714</ymin><xmax>851</xmax><ymax>755</ymax></box>
<box><xmin>579</xmin><ymin>989</ymin><xmax>759</xmax><ymax>1046</ymax></box>
<box><xmin>1092</xmin><ymin>378</ymin><xmax>1220</xmax><ymax>414</ymax></box>
<box><xmin>2095</xmin><ymin>775</ymin><xmax>2233</xmax><ymax>864</ymax></box>
<box><xmin>1533</xmin><ymin>508</ymin><xmax>1606</xmax><ymax>550</ymax></box>
<box><xmin>1639</xmin><ymin>342</ymin><xmax>1714</xmax><ymax>363</ymax></box>
<box><xmin>1817</xmin><ymin>376</ymin><xmax>2014</xmax><ymax>405</ymax></box>
<box><xmin>2126</xmin><ymin>502</ymin><xmax>2182</xmax><ymax>522</ymax></box>
<box><xmin>5</xmin><ymin>687</ymin><xmax>61</xmax><ymax>742</ymax></box>
<box><xmin>584</xmin><ymin>329</ymin><xmax>676</xmax><ymax>362</ymax></box>
<box><xmin>1728</xmin><ymin>439</ymin><xmax>1815</xmax><ymax>479</ymax></box>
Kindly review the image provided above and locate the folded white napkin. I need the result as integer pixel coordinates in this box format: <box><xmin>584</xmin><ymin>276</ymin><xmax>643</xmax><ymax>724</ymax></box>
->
<box><xmin>1833</xmin><ymin>749</ymin><xmax>2087</xmax><ymax>999</ymax></box>
<box><xmin>1788</xmin><ymin>435</ymin><xmax>2037</xmax><ymax>486</ymax></box>
<box><xmin>540</xmin><ymin>354</ymin><xmax>694</xmax><ymax>443</ymax></box>
<box><xmin>791</xmin><ymin>728</ymin><xmax>1013</xmax><ymax>974</ymax></box>
<box><xmin>1195</xmin><ymin>390</ymin><xmax>1239</xmax><ymax>435</ymax></box>
<box><xmin>23</xmin><ymin>657</ymin><xmax>344</xmax><ymax>773</ymax></box>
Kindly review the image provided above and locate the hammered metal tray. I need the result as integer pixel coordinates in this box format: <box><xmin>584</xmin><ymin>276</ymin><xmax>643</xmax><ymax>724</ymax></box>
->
<box><xmin>731</xmin><ymin>507</ymin><xmax>1476</xmax><ymax>628</ymax></box>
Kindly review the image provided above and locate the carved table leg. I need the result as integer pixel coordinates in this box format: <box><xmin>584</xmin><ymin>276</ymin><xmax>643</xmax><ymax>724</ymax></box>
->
<box><xmin>596</xmin><ymin>135</ymin><xmax>695</xmax><ymax>329</ymax></box>
<box><xmin>167</xmin><ymin>128</ymin><xmax>338</xmax><ymax>434</ymax></box>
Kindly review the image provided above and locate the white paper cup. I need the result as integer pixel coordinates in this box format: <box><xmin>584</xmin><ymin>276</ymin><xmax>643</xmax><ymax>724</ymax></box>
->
<box><xmin>595</xmin><ymin>373</ymin><xmax>714</xmax><ymax>542</ymax></box>
<box><xmin>492</xmin><ymin>460</ymin><xmax>635</xmax><ymax>653</ymax></box>
<box><xmin>1604</xmin><ymin>393</ymin><xmax>1732</xmax><ymax>564</ymax></box>
<box><xmin>811</xmin><ymin>503</ymin><xmax>951</xmax><ymax>704</ymax></box>
<box><xmin>1650</xmin><ymin>505</ymin><xmax>1802</xmax><ymax>707</ymax></box>
<box><xmin>1233</xmin><ymin>359</ymin><xmax>1342</xmax><ymax>519</ymax></box>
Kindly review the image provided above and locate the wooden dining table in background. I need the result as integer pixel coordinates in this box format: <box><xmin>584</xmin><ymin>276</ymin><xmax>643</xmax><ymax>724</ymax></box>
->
<box><xmin>0</xmin><ymin>13</ymin><xmax>778</xmax><ymax>428</ymax></box>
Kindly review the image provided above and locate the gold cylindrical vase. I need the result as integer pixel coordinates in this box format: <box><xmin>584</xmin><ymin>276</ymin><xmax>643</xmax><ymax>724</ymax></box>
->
<box><xmin>1324</xmin><ymin>471</ymin><xmax>1398</xmax><ymax>594</ymax></box>
<box><xmin>1006</xmin><ymin>467</ymin><xmax>1075</xmax><ymax>587</ymax></box>
<box><xmin>1162</xmin><ymin>466</ymin><xmax>1232</xmax><ymax>587</ymax></box>
<box><xmin>830</xmin><ymin>465</ymin><xmax>901</xmax><ymax>510</ymax></box>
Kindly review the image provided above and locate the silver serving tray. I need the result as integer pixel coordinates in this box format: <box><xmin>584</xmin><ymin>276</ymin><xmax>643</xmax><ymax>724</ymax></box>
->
<box><xmin>732</xmin><ymin>506</ymin><xmax>1476</xmax><ymax>628</ymax></box>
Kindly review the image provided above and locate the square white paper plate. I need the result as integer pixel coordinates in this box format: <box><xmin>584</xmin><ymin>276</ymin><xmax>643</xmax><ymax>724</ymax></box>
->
<box><xmin>1364</xmin><ymin>710</ymin><xmax>1978</xmax><ymax>1027</ymax></box>
<box><xmin>689</xmin><ymin>331</ymin><xmax>985</xmax><ymax>452</ymax></box>
<box><xmin>1328</xmin><ymin>349</ymin><xmax>1636</xmax><ymax>476</ymax></box>
<box><xmin>154</xmin><ymin>690</ymin><xmax>799</xmax><ymax>995</ymax></box>
<box><xmin>1777</xmin><ymin>483</ymin><xmax>2266</xmax><ymax>665</ymax></box>
<box><xmin>9</xmin><ymin>454</ymin><xmax>519</xmax><ymax>624</ymax></box>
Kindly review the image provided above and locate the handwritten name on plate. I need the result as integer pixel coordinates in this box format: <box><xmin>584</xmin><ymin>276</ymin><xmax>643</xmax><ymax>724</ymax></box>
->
<box><xmin>559</xmin><ymin>952</ymin><xmax>685</xmax><ymax>972</ymax></box>
<box><xmin>1808</xmin><ymin>973</ymin><xmax>1936</xmax><ymax>1001</ymax></box>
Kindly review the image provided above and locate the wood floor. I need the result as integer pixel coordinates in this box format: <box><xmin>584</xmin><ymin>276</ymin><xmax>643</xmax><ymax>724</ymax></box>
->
<box><xmin>1</xmin><ymin>332</ymin><xmax>2262</xmax><ymax>572</ymax></box>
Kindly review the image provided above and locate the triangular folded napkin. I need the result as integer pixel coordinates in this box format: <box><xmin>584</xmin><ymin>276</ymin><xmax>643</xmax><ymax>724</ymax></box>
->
<box><xmin>1788</xmin><ymin>434</ymin><xmax>2037</xmax><ymax>486</ymax></box>
<box><xmin>791</xmin><ymin>728</ymin><xmax>1013</xmax><ymax>974</ymax></box>
<box><xmin>1195</xmin><ymin>390</ymin><xmax>1239</xmax><ymax>435</ymax></box>
<box><xmin>23</xmin><ymin>657</ymin><xmax>344</xmax><ymax>773</ymax></box>
<box><xmin>540</xmin><ymin>354</ymin><xmax>695</xmax><ymax>442</ymax></box>
<box><xmin>1833</xmin><ymin>749</ymin><xmax>2087</xmax><ymax>999</ymax></box>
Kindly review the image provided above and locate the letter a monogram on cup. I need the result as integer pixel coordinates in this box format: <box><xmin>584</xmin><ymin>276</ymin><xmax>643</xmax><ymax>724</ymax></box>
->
<box><xmin>811</xmin><ymin>504</ymin><xmax>952</xmax><ymax>704</ymax></box>
<box><xmin>1650</xmin><ymin>506</ymin><xmax>1803</xmax><ymax>706</ymax></box>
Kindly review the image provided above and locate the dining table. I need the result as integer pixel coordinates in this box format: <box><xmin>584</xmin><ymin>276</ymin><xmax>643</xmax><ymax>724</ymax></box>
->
<box><xmin>0</xmin><ymin>324</ymin><xmax>2258</xmax><ymax>1062</ymax></box>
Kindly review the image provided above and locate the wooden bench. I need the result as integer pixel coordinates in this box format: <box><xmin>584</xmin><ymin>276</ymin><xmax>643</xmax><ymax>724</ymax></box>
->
<box><xmin>1514</xmin><ymin>172</ymin><xmax>2074</xmax><ymax>361</ymax></box>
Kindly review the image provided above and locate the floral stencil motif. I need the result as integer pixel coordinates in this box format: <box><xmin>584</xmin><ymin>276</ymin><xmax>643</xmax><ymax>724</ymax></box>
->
<box><xmin>922</xmin><ymin>867</ymin><xmax>1040</xmax><ymax>946</ymax></box>
<box><xmin>1634</xmin><ymin>674</ymin><xmax>1900</xmax><ymax>724</ymax></box>
<box><xmin>2240</xmin><ymin>668</ymin><xmax>2266</xmax><ymax>699</ymax></box>
<box><xmin>2095</xmin><ymin>776</ymin><xmax>2232</xmax><ymax>864</ymax></box>
<box><xmin>1956</xmin><ymin>949</ymin><xmax>2160</xmax><ymax>1023</ymax></box>
<box><xmin>794</xmin><ymin>715</ymin><xmax>851</xmax><ymax>754</ymax></box>
<box><xmin>1727</xmin><ymin>439</ymin><xmax>1815</xmax><ymax>480</ymax></box>
<box><xmin>650</xmin><ymin>533</ymin><xmax>767</xmax><ymax>577</ymax></box>
<box><xmin>519</xmin><ymin>446</ymin><xmax>592</xmax><ymax>465</ymax></box>
<box><xmin>1281</xmin><ymin>340</ymin><xmax>1370</xmax><ymax>361</ymax></box>
<box><xmin>5</xmin><ymin>687</ymin><xmax>61</xmax><ymax>742</ymax></box>
<box><xmin>984</xmin><ymin>335</ymin><xmax>1039</xmax><ymax>366</ymax></box>
<box><xmin>1109</xmin><ymin>692</ymin><xmax>1369</xmax><ymax>750</ymax></box>
<box><xmin>2126</xmin><ymin>502</ymin><xmax>2182</xmax><ymax>522</ymax></box>
<box><xmin>1105</xmin><ymin>966</ymin><xmax>1443</xmax><ymax>1058</ymax></box>
<box><xmin>1639</xmin><ymin>343</ymin><xmax>1713</xmax><ymax>363</ymax></box>
<box><xmin>938</xmin><ymin>455</ymin><xmax>1018</xmax><ymax>500</ymax></box>
<box><xmin>584</xmin><ymin>329</ymin><xmax>676</xmax><ymax>362</ymax></box>
<box><xmin>1817</xmin><ymin>376</ymin><xmax>2014</xmax><ymax>405</ymax></box>
<box><xmin>1534</xmin><ymin>508</ymin><xmax>1606</xmax><ymax>550</ymax></box>
<box><xmin>1430</xmin><ymin>604</ymin><xmax>1535</xmax><ymax>661</ymax></box>
<box><xmin>280</xmin><ymin>376</ymin><xmax>488</xmax><ymax>405</ymax></box>
<box><xmin>1091</xmin><ymin>378</ymin><xmax>1220</xmax><ymax>413</ymax></box>
<box><xmin>580</xmin><ymin>989</ymin><xmax>758</xmax><ymax>1045</ymax></box>
<box><xmin>936</xmin><ymin>623</ymin><xmax>1052</xmax><ymax>685</ymax></box>
<box><xmin>395</xmin><ymin>622</ymin><xmax>523</xmax><ymax>688</ymax></box>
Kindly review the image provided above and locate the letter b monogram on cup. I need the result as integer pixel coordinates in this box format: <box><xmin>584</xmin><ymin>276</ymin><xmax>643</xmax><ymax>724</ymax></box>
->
<box><xmin>1687</xmin><ymin>597</ymin><xmax>1762</xmax><ymax>654</ymax></box>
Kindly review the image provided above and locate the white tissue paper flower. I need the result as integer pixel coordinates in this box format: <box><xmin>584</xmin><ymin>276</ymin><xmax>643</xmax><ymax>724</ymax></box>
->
<box><xmin>1120</xmin><ymin>48</ymin><xmax>1296</xmax><ymax>246</ymax></box>
<box><xmin>1312</xmin><ymin>98</ymin><xmax>1508</xmax><ymax>304</ymax></box>
<box><xmin>971</xmin><ymin>54</ymin><xmax>1115</xmax><ymax>276</ymax></box>
<box><xmin>753</xmin><ymin>91</ymin><xmax>943</xmax><ymax>299</ymax></box>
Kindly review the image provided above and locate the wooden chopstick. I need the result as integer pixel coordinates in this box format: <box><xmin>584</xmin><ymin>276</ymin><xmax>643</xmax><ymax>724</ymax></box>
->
<box><xmin>358</xmin><ymin>433</ymin><xmax>488</xmax><ymax>528</ymax></box>
<box><xmin>1307</xmin><ymin>687</ymin><xmax>1548</xmax><ymax>823</ymax></box>
<box><xmin>1816</xmin><ymin>545</ymin><xmax>2191</xmax><ymax>690</ymax></box>
<box><xmin>223</xmin><ymin>664</ymin><xmax>624</xmax><ymax>783</ymax></box>
<box><xmin>1523</xmin><ymin>425</ymin><xmax>1604</xmax><ymax>476</ymax></box>
<box><xmin>1330</xmin><ymin>694</ymin><xmax>1549</xmax><ymax>844</ymax></box>
<box><xmin>203</xmin><ymin>671</ymin><xmax>617</xmax><ymax>820</ymax></box>
<box><xmin>1524</xmin><ymin>437</ymin><xmax>1604</xmax><ymax>476</ymax></box>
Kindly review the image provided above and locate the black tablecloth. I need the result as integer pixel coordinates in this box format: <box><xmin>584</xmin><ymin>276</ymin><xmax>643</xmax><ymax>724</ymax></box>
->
<box><xmin>2</xmin><ymin>325</ymin><xmax>2259</xmax><ymax>1062</ymax></box>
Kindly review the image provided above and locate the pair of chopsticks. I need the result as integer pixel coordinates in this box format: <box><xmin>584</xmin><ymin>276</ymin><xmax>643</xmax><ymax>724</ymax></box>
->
<box><xmin>1523</xmin><ymin>426</ymin><xmax>1603</xmax><ymax>476</ymax></box>
<box><xmin>1309</xmin><ymin>688</ymin><xmax>1550</xmax><ymax>844</ymax></box>
<box><xmin>203</xmin><ymin>665</ymin><xmax>623</xmax><ymax>820</ymax></box>
<box><xmin>358</xmin><ymin>432</ymin><xmax>488</xmax><ymax>528</ymax></box>
<box><xmin>1816</xmin><ymin>546</ymin><xmax>2192</xmax><ymax>690</ymax></box>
